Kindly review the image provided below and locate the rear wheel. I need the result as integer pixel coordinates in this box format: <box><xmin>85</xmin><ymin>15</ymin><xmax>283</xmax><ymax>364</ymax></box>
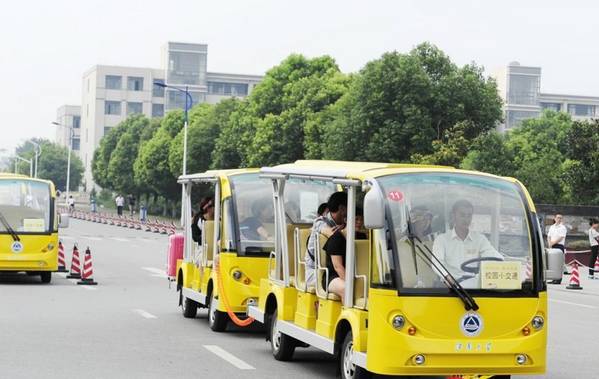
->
<box><xmin>340</xmin><ymin>331</ymin><xmax>371</xmax><ymax>379</ymax></box>
<box><xmin>269</xmin><ymin>310</ymin><xmax>296</xmax><ymax>361</ymax></box>
<box><xmin>40</xmin><ymin>272</ymin><xmax>52</xmax><ymax>284</ymax></box>
<box><xmin>208</xmin><ymin>291</ymin><xmax>228</xmax><ymax>332</ymax></box>
<box><xmin>180</xmin><ymin>289</ymin><xmax>198</xmax><ymax>318</ymax></box>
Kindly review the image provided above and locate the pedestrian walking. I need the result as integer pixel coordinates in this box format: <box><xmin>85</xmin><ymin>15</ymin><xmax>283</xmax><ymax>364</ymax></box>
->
<box><xmin>127</xmin><ymin>194</ymin><xmax>136</xmax><ymax>216</ymax></box>
<box><xmin>68</xmin><ymin>195</ymin><xmax>75</xmax><ymax>212</ymax></box>
<box><xmin>588</xmin><ymin>218</ymin><xmax>599</xmax><ymax>279</ymax></box>
<box><xmin>115</xmin><ymin>194</ymin><xmax>125</xmax><ymax>216</ymax></box>
<box><xmin>547</xmin><ymin>213</ymin><xmax>568</xmax><ymax>283</ymax></box>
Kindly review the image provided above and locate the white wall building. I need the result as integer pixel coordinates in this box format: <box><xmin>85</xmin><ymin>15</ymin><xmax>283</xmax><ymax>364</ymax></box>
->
<box><xmin>493</xmin><ymin>62</ymin><xmax>599</xmax><ymax>131</ymax></box>
<box><xmin>63</xmin><ymin>42</ymin><xmax>262</xmax><ymax>191</ymax></box>
<box><xmin>55</xmin><ymin>105</ymin><xmax>81</xmax><ymax>157</ymax></box>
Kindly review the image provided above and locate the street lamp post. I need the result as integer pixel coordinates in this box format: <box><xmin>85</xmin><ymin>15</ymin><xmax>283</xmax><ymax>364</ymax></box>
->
<box><xmin>153</xmin><ymin>82</ymin><xmax>193</xmax><ymax>223</ymax></box>
<box><xmin>27</xmin><ymin>140</ymin><xmax>41</xmax><ymax>178</ymax></box>
<box><xmin>52</xmin><ymin>121</ymin><xmax>73</xmax><ymax>205</ymax></box>
<box><xmin>14</xmin><ymin>155</ymin><xmax>33</xmax><ymax>177</ymax></box>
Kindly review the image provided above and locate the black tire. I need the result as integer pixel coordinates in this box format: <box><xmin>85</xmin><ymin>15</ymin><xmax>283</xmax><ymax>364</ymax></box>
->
<box><xmin>269</xmin><ymin>311</ymin><xmax>296</xmax><ymax>361</ymax></box>
<box><xmin>180</xmin><ymin>290</ymin><xmax>198</xmax><ymax>318</ymax></box>
<box><xmin>40</xmin><ymin>272</ymin><xmax>52</xmax><ymax>284</ymax></box>
<box><xmin>208</xmin><ymin>291</ymin><xmax>228</xmax><ymax>332</ymax></box>
<box><xmin>340</xmin><ymin>331</ymin><xmax>371</xmax><ymax>379</ymax></box>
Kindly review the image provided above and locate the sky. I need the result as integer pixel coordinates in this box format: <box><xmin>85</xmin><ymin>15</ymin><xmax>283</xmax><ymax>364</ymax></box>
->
<box><xmin>1</xmin><ymin>0</ymin><xmax>598</xmax><ymax>153</ymax></box>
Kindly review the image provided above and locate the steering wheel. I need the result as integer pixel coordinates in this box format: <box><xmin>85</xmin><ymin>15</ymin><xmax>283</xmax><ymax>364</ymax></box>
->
<box><xmin>460</xmin><ymin>256</ymin><xmax>503</xmax><ymax>274</ymax></box>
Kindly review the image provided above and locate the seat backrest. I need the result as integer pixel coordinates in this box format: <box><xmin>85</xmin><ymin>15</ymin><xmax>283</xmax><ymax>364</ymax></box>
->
<box><xmin>353</xmin><ymin>239</ymin><xmax>369</xmax><ymax>307</ymax></box>
<box><xmin>203</xmin><ymin>220</ymin><xmax>215</xmax><ymax>264</ymax></box>
<box><xmin>397</xmin><ymin>239</ymin><xmax>437</xmax><ymax>288</ymax></box>
<box><xmin>295</xmin><ymin>227</ymin><xmax>312</xmax><ymax>291</ymax></box>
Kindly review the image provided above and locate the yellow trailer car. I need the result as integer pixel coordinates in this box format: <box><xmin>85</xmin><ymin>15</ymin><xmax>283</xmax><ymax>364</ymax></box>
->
<box><xmin>176</xmin><ymin>169</ymin><xmax>274</xmax><ymax>331</ymax></box>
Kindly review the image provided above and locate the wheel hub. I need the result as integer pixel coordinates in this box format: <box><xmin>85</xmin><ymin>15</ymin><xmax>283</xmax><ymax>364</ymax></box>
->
<box><xmin>343</xmin><ymin>340</ymin><xmax>355</xmax><ymax>378</ymax></box>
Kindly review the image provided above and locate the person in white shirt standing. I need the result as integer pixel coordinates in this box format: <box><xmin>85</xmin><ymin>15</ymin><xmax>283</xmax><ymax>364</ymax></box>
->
<box><xmin>547</xmin><ymin>213</ymin><xmax>568</xmax><ymax>282</ymax></box>
<box><xmin>588</xmin><ymin>218</ymin><xmax>599</xmax><ymax>279</ymax></box>
<box><xmin>115</xmin><ymin>194</ymin><xmax>125</xmax><ymax>217</ymax></box>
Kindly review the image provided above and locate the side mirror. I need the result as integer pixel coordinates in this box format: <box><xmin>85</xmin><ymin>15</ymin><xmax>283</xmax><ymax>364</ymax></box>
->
<box><xmin>59</xmin><ymin>213</ymin><xmax>70</xmax><ymax>228</ymax></box>
<box><xmin>544</xmin><ymin>248</ymin><xmax>564</xmax><ymax>282</ymax></box>
<box><xmin>363</xmin><ymin>180</ymin><xmax>385</xmax><ymax>229</ymax></box>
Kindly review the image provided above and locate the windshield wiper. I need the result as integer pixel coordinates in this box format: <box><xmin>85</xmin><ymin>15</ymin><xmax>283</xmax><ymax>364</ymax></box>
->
<box><xmin>0</xmin><ymin>211</ymin><xmax>20</xmax><ymax>242</ymax></box>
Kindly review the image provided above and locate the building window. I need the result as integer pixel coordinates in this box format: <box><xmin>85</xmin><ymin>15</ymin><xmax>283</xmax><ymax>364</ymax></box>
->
<box><xmin>104</xmin><ymin>126</ymin><xmax>113</xmax><ymax>136</ymax></box>
<box><xmin>71</xmin><ymin>138</ymin><xmax>80</xmax><ymax>150</ymax></box>
<box><xmin>506</xmin><ymin>110</ymin><xmax>540</xmax><ymax>129</ymax></box>
<box><xmin>568</xmin><ymin>104</ymin><xmax>595</xmax><ymax>117</ymax></box>
<box><xmin>508</xmin><ymin>74</ymin><xmax>540</xmax><ymax>105</ymax></box>
<box><xmin>167</xmin><ymin>51</ymin><xmax>206</xmax><ymax>85</ymax></box>
<box><xmin>127</xmin><ymin>77</ymin><xmax>144</xmax><ymax>91</ymax></box>
<box><xmin>540</xmin><ymin>102</ymin><xmax>562</xmax><ymax>112</ymax></box>
<box><xmin>105</xmin><ymin>101</ymin><xmax>121</xmax><ymax>115</ymax></box>
<box><xmin>153</xmin><ymin>79</ymin><xmax>165</xmax><ymax>97</ymax></box>
<box><xmin>152</xmin><ymin>104</ymin><xmax>164</xmax><ymax>117</ymax></box>
<box><xmin>73</xmin><ymin>116</ymin><xmax>81</xmax><ymax>129</ymax></box>
<box><xmin>105</xmin><ymin>75</ymin><xmax>122</xmax><ymax>90</ymax></box>
<box><xmin>166</xmin><ymin>90</ymin><xmax>204</xmax><ymax>110</ymax></box>
<box><xmin>207</xmin><ymin>82</ymin><xmax>249</xmax><ymax>96</ymax></box>
<box><xmin>127</xmin><ymin>102</ymin><xmax>143</xmax><ymax>115</ymax></box>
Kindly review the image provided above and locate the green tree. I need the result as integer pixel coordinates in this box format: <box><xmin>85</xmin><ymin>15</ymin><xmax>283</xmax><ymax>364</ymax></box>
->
<box><xmin>561</xmin><ymin>118</ymin><xmax>599</xmax><ymax>204</ymax></box>
<box><xmin>240</xmin><ymin>54</ymin><xmax>349</xmax><ymax>166</ymax></box>
<box><xmin>211</xmin><ymin>101</ymin><xmax>258</xmax><ymax>169</ymax></box>
<box><xmin>315</xmin><ymin>43</ymin><xmax>503</xmax><ymax>163</ymax></box>
<box><xmin>14</xmin><ymin>139</ymin><xmax>83</xmax><ymax>191</ymax></box>
<box><xmin>460</xmin><ymin>131</ymin><xmax>515</xmax><ymax>176</ymax></box>
<box><xmin>92</xmin><ymin>123</ymin><xmax>127</xmax><ymax>189</ymax></box>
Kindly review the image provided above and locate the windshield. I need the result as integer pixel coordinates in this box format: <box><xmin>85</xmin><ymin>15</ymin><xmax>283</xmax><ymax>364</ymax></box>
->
<box><xmin>377</xmin><ymin>173</ymin><xmax>534</xmax><ymax>292</ymax></box>
<box><xmin>230</xmin><ymin>173</ymin><xmax>275</xmax><ymax>255</ymax></box>
<box><xmin>0</xmin><ymin>179</ymin><xmax>51</xmax><ymax>233</ymax></box>
<box><xmin>283</xmin><ymin>178</ymin><xmax>337</xmax><ymax>224</ymax></box>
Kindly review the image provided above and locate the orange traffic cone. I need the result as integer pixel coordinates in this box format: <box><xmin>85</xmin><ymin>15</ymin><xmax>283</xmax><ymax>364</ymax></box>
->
<box><xmin>57</xmin><ymin>240</ymin><xmax>68</xmax><ymax>273</ymax></box>
<box><xmin>66</xmin><ymin>245</ymin><xmax>81</xmax><ymax>279</ymax></box>
<box><xmin>77</xmin><ymin>247</ymin><xmax>98</xmax><ymax>285</ymax></box>
<box><xmin>566</xmin><ymin>260</ymin><xmax>583</xmax><ymax>290</ymax></box>
<box><xmin>593</xmin><ymin>257</ymin><xmax>599</xmax><ymax>279</ymax></box>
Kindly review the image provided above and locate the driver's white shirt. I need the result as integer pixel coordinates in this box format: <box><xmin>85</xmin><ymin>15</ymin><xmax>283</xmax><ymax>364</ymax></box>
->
<box><xmin>432</xmin><ymin>228</ymin><xmax>502</xmax><ymax>278</ymax></box>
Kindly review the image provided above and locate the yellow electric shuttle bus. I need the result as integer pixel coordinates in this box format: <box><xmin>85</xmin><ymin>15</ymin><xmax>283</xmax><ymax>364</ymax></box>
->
<box><xmin>176</xmin><ymin>169</ymin><xmax>275</xmax><ymax>331</ymax></box>
<box><xmin>0</xmin><ymin>174</ymin><xmax>68</xmax><ymax>283</ymax></box>
<box><xmin>248</xmin><ymin>160</ymin><xmax>563</xmax><ymax>379</ymax></box>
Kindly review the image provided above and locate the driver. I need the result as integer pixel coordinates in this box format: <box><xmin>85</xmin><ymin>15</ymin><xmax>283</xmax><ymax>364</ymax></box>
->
<box><xmin>432</xmin><ymin>199</ymin><xmax>502</xmax><ymax>279</ymax></box>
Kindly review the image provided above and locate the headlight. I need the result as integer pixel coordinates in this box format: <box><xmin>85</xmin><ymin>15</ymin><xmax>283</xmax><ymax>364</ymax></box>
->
<box><xmin>532</xmin><ymin>315</ymin><xmax>544</xmax><ymax>330</ymax></box>
<box><xmin>391</xmin><ymin>315</ymin><xmax>405</xmax><ymax>330</ymax></box>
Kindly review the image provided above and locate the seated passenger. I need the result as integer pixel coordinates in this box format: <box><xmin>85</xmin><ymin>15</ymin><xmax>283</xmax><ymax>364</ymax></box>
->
<box><xmin>240</xmin><ymin>199</ymin><xmax>272</xmax><ymax>241</ymax></box>
<box><xmin>191</xmin><ymin>197</ymin><xmax>214</xmax><ymax>245</ymax></box>
<box><xmin>317</xmin><ymin>202</ymin><xmax>328</xmax><ymax>217</ymax></box>
<box><xmin>355</xmin><ymin>207</ymin><xmax>367</xmax><ymax>240</ymax></box>
<box><xmin>322</xmin><ymin>218</ymin><xmax>367</xmax><ymax>303</ymax></box>
<box><xmin>409</xmin><ymin>206</ymin><xmax>434</xmax><ymax>241</ymax></box>
<box><xmin>432</xmin><ymin>199</ymin><xmax>502</xmax><ymax>280</ymax></box>
<box><xmin>305</xmin><ymin>192</ymin><xmax>347</xmax><ymax>287</ymax></box>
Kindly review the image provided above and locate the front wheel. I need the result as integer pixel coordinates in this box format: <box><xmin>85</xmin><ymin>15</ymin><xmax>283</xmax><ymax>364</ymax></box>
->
<box><xmin>40</xmin><ymin>272</ymin><xmax>52</xmax><ymax>284</ymax></box>
<box><xmin>340</xmin><ymin>331</ymin><xmax>371</xmax><ymax>379</ymax></box>
<box><xmin>180</xmin><ymin>289</ymin><xmax>198</xmax><ymax>318</ymax></box>
<box><xmin>269</xmin><ymin>311</ymin><xmax>295</xmax><ymax>361</ymax></box>
<box><xmin>208</xmin><ymin>291</ymin><xmax>228</xmax><ymax>332</ymax></box>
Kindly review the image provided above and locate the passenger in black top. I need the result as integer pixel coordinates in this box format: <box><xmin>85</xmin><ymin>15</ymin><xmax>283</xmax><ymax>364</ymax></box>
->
<box><xmin>191</xmin><ymin>197</ymin><xmax>215</xmax><ymax>244</ymax></box>
<box><xmin>322</xmin><ymin>213</ymin><xmax>367</xmax><ymax>303</ymax></box>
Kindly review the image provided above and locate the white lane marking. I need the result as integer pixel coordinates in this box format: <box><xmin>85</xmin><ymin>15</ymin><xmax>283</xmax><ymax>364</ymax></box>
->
<box><xmin>133</xmin><ymin>309</ymin><xmax>157</xmax><ymax>319</ymax></box>
<box><xmin>84</xmin><ymin>236</ymin><xmax>102</xmax><ymax>241</ymax></box>
<box><xmin>109</xmin><ymin>237</ymin><xmax>129</xmax><ymax>242</ymax></box>
<box><xmin>141</xmin><ymin>267</ymin><xmax>167</xmax><ymax>278</ymax></box>
<box><xmin>138</xmin><ymin>239</ymin><xmax>155</xmax><ymax>243</ymax></box>
<box><xmin>60</xmin><ymin>236</ymin><xmax>75</xmax><ymax>240</ymax></box>
<box><xmin>203</xmin><ymin>345</ymin><xmax>255</xmax><ymax>370</ymax></box>
<box><xmin>550</xmin><ymin>298</ymin><xmax>597</xmax><ymax>309</ymax></box>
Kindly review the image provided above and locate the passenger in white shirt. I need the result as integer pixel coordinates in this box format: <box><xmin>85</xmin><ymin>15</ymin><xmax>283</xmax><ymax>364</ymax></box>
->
<box><xmin>432</xmin><ymin>200</ymin><xmax>502</xmax><ymax>282</ymax></box>
<box><xmin>547</xmin><ymin>214</ymin><xmax>567</xmax><ymax>252</ymax></box>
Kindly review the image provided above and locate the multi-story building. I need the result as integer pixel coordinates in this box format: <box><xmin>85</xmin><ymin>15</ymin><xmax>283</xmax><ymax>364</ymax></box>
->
<box><xmin>55</xmin><ymin>105</ymin><xmax>81</xmax><ymax>157</ymax></box>
<box><xmin>493</xmin><ymin>62</ymin><xmax>599</xmax><ymax>131</ymax></box>
<box><xmin>63</xmin><ymin>42</ymin><xmax>262</xmax><ymax>191</ymax></box>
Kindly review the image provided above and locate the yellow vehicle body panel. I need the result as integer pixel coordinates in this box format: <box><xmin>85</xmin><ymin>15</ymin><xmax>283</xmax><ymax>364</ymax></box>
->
<box><xmin>0</xmin><ymin>233</ymin><xmax>58</xmax><ymax>271</ymax></box>
<box><xmin>213</xmin><ymin>253</ymin><xmax>269</xmax><ymax>313</ymax></box>
<box><xmin>257</xmin><ymin>278</ymin><xmax>298</xmax><ymax>321</ymax></box>
<box><xmin>365</xmin><ymin>288</ymin><xmax>547</xmax><ymax>376</ymax></box>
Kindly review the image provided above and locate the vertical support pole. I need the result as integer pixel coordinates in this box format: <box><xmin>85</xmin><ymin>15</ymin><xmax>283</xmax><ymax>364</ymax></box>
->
<box><xmin>344</xmin><ymin>185</ymin><xmax>356</xmax><ymax>308</ymax></box>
